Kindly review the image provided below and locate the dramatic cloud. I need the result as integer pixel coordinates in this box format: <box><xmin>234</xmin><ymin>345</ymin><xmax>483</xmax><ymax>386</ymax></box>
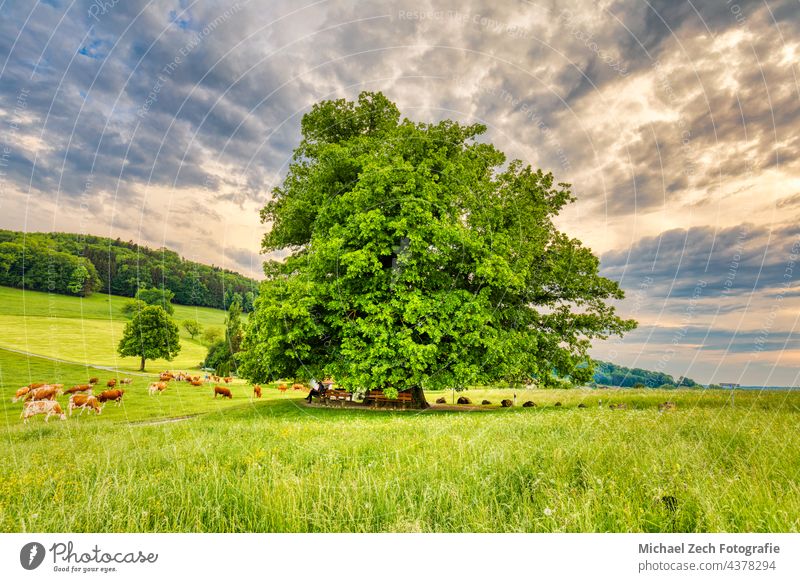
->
<box><xmin>0</xmin><ymin>0</ymin><xmax>797</xmax><ymax>383</ymax></box>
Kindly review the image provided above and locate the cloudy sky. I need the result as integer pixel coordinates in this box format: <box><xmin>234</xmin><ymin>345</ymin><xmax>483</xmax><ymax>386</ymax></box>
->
<box><xmin>0</xmin><ymin>0</ymin><xmax>798</xmax><ymax>385</ymax></box>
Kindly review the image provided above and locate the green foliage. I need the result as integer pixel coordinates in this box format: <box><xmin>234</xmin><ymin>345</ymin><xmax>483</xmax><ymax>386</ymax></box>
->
<box><xmin>122</xmin><ymin>299</ymin><xmax>147</xmax><ymax>319</ymax></box>
<box><xmin>0</xmin><ymin>230</ymin><xmax>257</xmax><ymax>308</ymax></box>
<box><xmin>66</xmin><ymin>265</ymin><xmax>91</xmax><ymax>295</ymax></box>
<box><xmin>117</xmin><ymin>305</ymin><xmax>181</xmax><ymax>370</ymax></box>
<box><xmin>0</xmin><ymin>240</ymin><xmax>101</xmax><ymax>296</ymax></box>
<box><xmin>135</xmin><ymin>286</ymin><xmax>175</xmax><ymax>315</ymax></box>
<box><xmin>204</xmin><ymin>339</ymin><xmax>232</xmax><ymax>376</ymax></box>
<box><xmin>204</xmin><ymin>298</ymin><xmax>244</xmax><ymax>374</ymax></box>
<box><xmin>593</xmin><ymin>361</ymin><xmax>695</xmax><ymax>388</ymax></box>
<box><xmin>240</xmin><ymin>92</ymin><xmax>636</xmax><ymax>400</ymax></box>
<box><xmin>202</xmin><ymin>326</ymin><xmax>223</xmax><ymax>346</ymax></box>
<box><xmin>182</xmin><ymin>319</ymin><xmax>203</xmax><ymax>339</ymax></box>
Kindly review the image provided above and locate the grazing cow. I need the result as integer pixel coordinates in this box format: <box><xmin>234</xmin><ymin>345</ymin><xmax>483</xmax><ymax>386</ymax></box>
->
<box><xmin>223</xmin><ymin>377</ymin><xmax>233</xmax><ymax>384</ymax></box>
<box><xmin>106</xmin><ymin>379</ymin><xmax>117</xmax><ymax>387</ymax></box>
<box><xmin>148</xmin><ymin>382</ymin><xmax>167</xmax><ymax>396</ymax></box>
<box><xmin>97</xmin><ymin>389</ymin><xmax>124</xmax><ymax>405</ymax></box>
<box><xmin>68</xmin><ymin>394</ymin><xmax>101</xmax><ymax>416</ymax></box>
<box><xmin>120</xmin><ymin>378</ymin><xmax>133</xmax><ymax>385</ymax></box>
<box><xmin>65</xmin><ymin>384</ymin><xmax>93</xmax><ymax>395</ymax></box>
<box><xmin>253</xmin><ymin>385</ymin><xmax>262</xmax><ymax>398</ymax></box>
<box><xmin>21</xmin><ymin>400</ymin><xmax>66</xmax><ymax>423</ymax></box>
<box><xmin>190</xmin><ymin>380</ymin><xmax>203</xmax><ymax>387</ymax></box>
<box><xmin>214</xmin><ymin>386</ymin><xmax>232</xmax><ymax>399</ymax></box>
<box><xmin>211</xmin><ymin>375</ymin><xmax>220</xmax><ymax>382</ymax></box>
<box><xmin>159</xmin><ymin>372</ymin><xmax>174</xmax><ymax>382</ymax></box>
<box><xmin>277</xmin><ymin>384</ymin><xmax>288</xmax><ymax>394</ymax></box>
<box><xmin>12</xmin><ymin>386</ymin><xmax>33</xmax><ymax>402</ymax></box>
<box><xmin>25</xmin><ymin>386</ymin><xmax>63</xmax><ymax>401</ymax></box>
<box><xmin>658</xmin><ymin>401</ymin><xmax>677</xmax><ymax>412</ymax></box>
<box><xmin>291</xmin><ymin>383</ymin><xmax>305</xmax><ymax>391</ymax></box>
<box><xmin>88</xmin><ymin>377</ymin><xmax>99</xmax><ymax>385</ymax></box>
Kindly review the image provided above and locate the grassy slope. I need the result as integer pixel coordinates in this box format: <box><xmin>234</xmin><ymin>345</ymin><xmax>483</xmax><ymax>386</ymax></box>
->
<box><xmin>0</xmin><ymin>286</ymin><xmax>241</xmax><ymax>372</ymax></box>
<box><xmin>1</xmin><ymin>347</ymin><xmax>799</xmax><ymax>532</ymax></box>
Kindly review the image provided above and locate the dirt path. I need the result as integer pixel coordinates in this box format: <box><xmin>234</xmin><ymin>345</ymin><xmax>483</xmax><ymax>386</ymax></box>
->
<box><xmin>127</xmin><ymin>414</ymin><xmax>199</xmax><ymax>426</ymax></box>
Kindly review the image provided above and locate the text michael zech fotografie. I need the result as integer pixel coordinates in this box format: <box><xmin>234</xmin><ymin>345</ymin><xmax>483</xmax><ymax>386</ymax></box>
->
<box><xmin>639</xmin><ymin>542</ymin><xmax>779</xmax><ymax>556</ymax></box>
<box><xmin>48</xmin><ymin>542</ymin><xmax>158</xmax><ymax>571</ymax></box>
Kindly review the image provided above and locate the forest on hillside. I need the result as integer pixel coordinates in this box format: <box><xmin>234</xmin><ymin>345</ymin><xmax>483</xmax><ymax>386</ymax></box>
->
<box><xmin>0</xmin><ymin>230</ymin><xmax>258</xmax><ymax>310</ymax></box>
<box><xmin>592</xmin><ymin>360</ymin><xmax>697</xmax><ymax>388</ymax></box>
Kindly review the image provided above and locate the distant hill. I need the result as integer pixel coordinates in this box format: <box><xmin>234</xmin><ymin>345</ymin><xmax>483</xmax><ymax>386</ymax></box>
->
<box><xmin>592</xmin><ymin>360</ymin><xmax>697</xmax><ymax>388</ymax></box>
<box><xmin>0</xmin><ymin>230</ymin><xmax>259</xmax><ymax>310</ymax></box>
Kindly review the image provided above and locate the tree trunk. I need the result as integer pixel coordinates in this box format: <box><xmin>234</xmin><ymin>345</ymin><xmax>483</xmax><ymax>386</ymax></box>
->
<box><xmin>411</xmin><ymin>385</ymin><xmax>429</xmax><ymax>409</ymax></box>
<box><xmin>140</xmin><ymin>356</ymin><xmax>146</xmax><ymax>371</ymax></box>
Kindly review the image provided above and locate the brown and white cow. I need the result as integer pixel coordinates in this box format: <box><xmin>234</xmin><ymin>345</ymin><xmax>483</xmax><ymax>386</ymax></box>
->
<box><xmin>253</xmin><ymin>385</ymin><xmax>262</xmax><ymax>398</ymax></box>
<box><xmin>148</xmin><ymin>382</ymin><xmax>167</xmax><ymax>396</ymax></box>
<box><xmin>97</xmin><ymin>389</ymin><xmax>124</xmax><ymax>405</ymax></box>
<box><xmin>65</xmin><ymin>384</ymin><xmax>93</xmax><ymax>395</ymax></box>
<box><xmin>214</xmin><ymin>386</ymin><xmax>232</xmax><ymax>399</ymax></box>
<box><xmin>21</xmin><ymin>400</ymin><xmax>66</xmax><ymax>423</ymax></box>
<box><xmin>119</xmin><ymin>378</ymin><xmax>133</xmax><ymax>385</ymax></box>
<box><xmin>68</xmin><ymin>394</ymin><xmax>101</xmax><ymax>415</ymax></box>
<box><xmin>106</xmin><ymin>379</ymin><xmax>117</xmax><ymax>388</ymax></box>
<box><xmin>12</xmin><ymin>386</ymin><xmax>33</xmax><ymax>402</ymax></box>
<box><xmin>25</xmin><ymin>385</ymin><xmax>63</xmax><ymax>402</ymax></box>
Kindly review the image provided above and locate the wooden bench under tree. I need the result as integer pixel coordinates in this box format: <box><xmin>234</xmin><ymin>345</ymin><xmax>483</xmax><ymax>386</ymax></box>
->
<box><xmin>323</xmin><ymin>389</ymin><xmax>352</xmax><ymax>406</ymax></box>
<box><xmin>365</xmin><ymin>389</ymin><xmax>414</xmax><ymax>409</ymax></box>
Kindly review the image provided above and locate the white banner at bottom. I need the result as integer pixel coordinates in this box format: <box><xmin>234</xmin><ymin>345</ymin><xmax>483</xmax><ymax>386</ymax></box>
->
<box><xmin>1</xmin><ymin>533</ymin><xmax>798</xmax><ymax>581</ymax></box>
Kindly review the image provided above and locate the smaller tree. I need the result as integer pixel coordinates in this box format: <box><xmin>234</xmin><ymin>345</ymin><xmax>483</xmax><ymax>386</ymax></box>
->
<box><xmin>203</xmin><ymin>299</ymin><xmax>243</xmax><ymax>374</ymax></box>
<box><xmin>202</xmin><ymin>326</ymin><xmax>223</xmax><ymax>346</ymax></box>
<box><xmin>182</xmin><ymin>319</ymin><xmax>202</xmax><ymax>340</ymax></box>
<box><xmin>136</xmin><ymin>286</ymin><xmax>175</xmax><ymax>315</ymax></box>
<box><xmin>67</xmin><ymin>265</ymin><xmax>90</xmax><ymax>296</ymax></box>
<box><xmin>118</xmin><ymin>305</ymin><xmax>180</xmax><ymax>371</ymax></box>
<box><xmin>122</xmin><ymin>299</ymin><xmax>146</xmax><ymax>319</ymax></box>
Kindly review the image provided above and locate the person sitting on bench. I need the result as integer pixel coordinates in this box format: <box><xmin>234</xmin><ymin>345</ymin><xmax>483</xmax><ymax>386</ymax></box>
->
<box><xmin>305</xmin><ymin>380</ymin><xmax>327</xmax><ymax>403</ymax></box>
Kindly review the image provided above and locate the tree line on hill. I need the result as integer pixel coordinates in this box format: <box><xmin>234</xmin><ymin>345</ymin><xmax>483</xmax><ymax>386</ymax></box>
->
<box><xmin>0</xmin><ymin>229</ymin><xmax>258</xmax><ymax>310</ymax></box>
<box><xmin>592</xmin><ymin>360</ymin><xmax>697</xmax><ymax>388</ymax></box>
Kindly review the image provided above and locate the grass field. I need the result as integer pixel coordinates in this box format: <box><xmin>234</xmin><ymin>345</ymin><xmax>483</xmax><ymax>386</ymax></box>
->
<box><xmin>0</xmin><ymin>286</ymin><xmax>239</xmax><ymax>372</ymax></box>
<box><xmin>2</xmin><ymin>347</ymin><xmax>799</xmax><ymax>533</ymax></box>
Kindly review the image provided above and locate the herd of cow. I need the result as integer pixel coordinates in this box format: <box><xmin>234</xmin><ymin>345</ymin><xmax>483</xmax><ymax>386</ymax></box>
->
<box><xmin>12</xmin><ymin>377</ymin><xmax>129</xmax><ymax>422</ymax></box>
<box><xmin>10</xmin><ymin>371</ymin><xmax>261</xmax><ymax>424</ymax></box>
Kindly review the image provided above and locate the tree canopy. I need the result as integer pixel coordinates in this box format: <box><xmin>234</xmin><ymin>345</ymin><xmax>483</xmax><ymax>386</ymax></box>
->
<box><xmin>117</xmin><ymin>305</ymin><xmax>181</xmax><ymax>371</ymax></box>
<box><xmin>136</xmin><ymin>286</ymin><xmax>176</xmax><ymax>315</ymax></box>
<box><xmin>204</xmin><ymin>298</ymin><xmax>244</xmax><ymax>376</ymax></box>
<box><xmin>239</xmin><ymin>92</ymin><xmax>636</xmax><ymax>407</ymax></box>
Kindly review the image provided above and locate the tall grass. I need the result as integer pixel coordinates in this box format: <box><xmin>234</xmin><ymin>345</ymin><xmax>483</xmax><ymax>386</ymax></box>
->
<box><xmin>2</xmin><ymin>375</ymin><xmax>799</xmax><ymax>532</ymax></box>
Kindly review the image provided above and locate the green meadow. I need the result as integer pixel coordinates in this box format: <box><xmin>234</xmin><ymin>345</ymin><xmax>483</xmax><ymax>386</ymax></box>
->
<box><xmin>1</xmin><ymin>345</ymin><xmax>800</xmax><ymax>532</ymax></box>
<box><xmin>0</xmin><ymin>286</ymin><xmax>239</xmax><ymax>372</ymax></box>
